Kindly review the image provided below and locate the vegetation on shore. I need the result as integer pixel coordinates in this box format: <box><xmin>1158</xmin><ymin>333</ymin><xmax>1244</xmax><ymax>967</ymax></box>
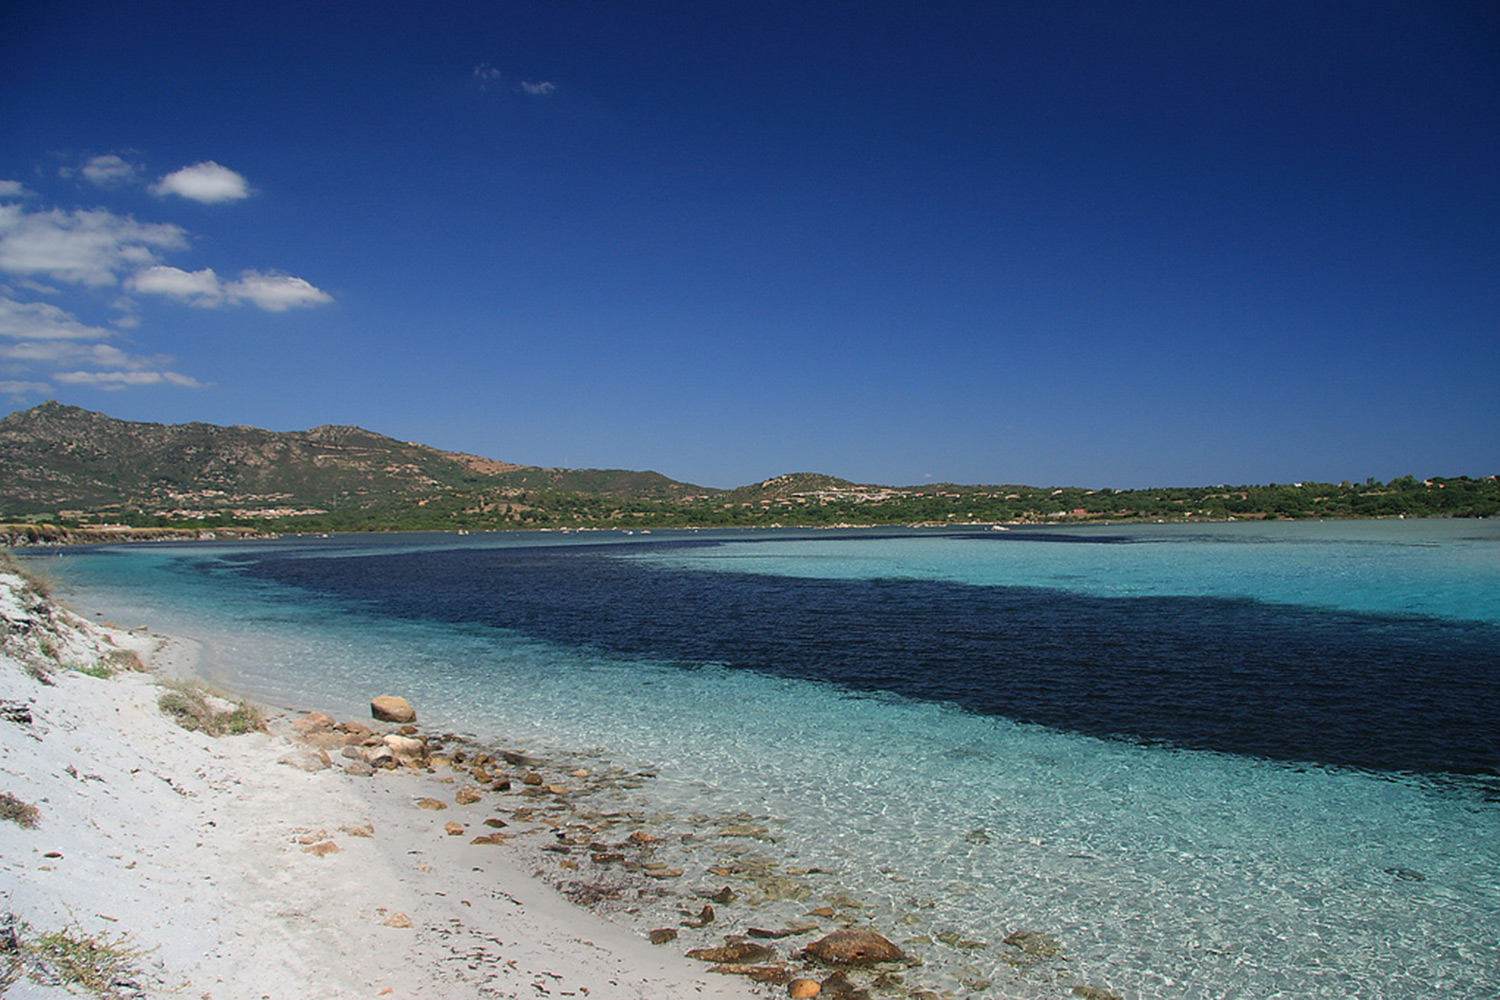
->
<box><xmin>2</xmin><ymin>401</ymin><xmax>1495</xmax><ymax>538</ymax></box>
<box><xmin>5</xmin><ymin>472</ymin><xmax>1497</xmax><ymax>539</ymax></box>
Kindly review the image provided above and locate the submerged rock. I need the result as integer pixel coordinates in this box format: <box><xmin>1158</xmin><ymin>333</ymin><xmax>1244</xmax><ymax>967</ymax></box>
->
<box><xmin>686</xmin><ymin>942</ymin><xmax>777</xmax><ymax>964</ymax></box>
<box><xmin>803</xmin><ymin>930</ymin><xmax>905</xmax><ymax>966</ymax></box>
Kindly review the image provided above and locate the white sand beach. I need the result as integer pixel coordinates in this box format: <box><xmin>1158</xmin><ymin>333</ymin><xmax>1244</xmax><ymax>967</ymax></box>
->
<box><xmin>0</xmin><ymin>561</ymin><xmax>764</xmax><ymax>999</ymax></box>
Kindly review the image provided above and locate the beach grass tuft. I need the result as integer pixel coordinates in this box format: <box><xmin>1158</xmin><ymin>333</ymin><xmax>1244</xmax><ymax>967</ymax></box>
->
<box><xmin>0</xmin><ymin>791</ymin><xmax>41</xmax><ymax>828</ymax></box>
<box><xmin>0</xmin><ymin>912</ymin><xmax>153</xmax><ymax>998</ymax></box>
<box><xmin>156</xmin><ymin>679</ymin><xmax>266</xmax><ymax>736</ymax></box>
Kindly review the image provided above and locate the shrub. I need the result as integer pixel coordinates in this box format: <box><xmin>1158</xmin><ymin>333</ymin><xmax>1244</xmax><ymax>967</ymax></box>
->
<box><xmin>0</xmin><ymin>791</ymin><xmax>40</xmax><ymax>828</ymax></box>
<box><xmin>157</xmin><ymin>680</ymin><xmax>265</xmax><ymax>737</ymax></box>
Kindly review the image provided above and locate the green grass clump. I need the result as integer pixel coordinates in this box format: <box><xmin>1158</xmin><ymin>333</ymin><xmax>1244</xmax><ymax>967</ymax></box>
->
<box><xmin>156</xmin><ymin>679</ymin><xmax>266</xmax><ymax>737</ymax></box>
<box><xmin>0</xmin><ymin>913</ymin><xmax>153</xmax><ymax>998</ymax></box>
<box><xmin>0</xmin><ymin>791</ymin><xmax>40</xmax><ymax>828</ymax></box>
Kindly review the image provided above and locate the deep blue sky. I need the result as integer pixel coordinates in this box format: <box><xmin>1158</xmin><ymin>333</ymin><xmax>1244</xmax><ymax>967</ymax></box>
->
<box><xmin>2</xmin><ymin>2</ymin><xmax>1496</xmax><ymax>489</ymax></box>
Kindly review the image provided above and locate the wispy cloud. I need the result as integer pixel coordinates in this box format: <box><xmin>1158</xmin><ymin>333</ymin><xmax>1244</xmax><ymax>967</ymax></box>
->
<box><xmin>0</xmin><ymin>297</ymin><xmax>116</xmax><ymax>340</ymax></box>
<box><xmin>473</xmin><ymin>63</ymin><xmax>504</xmax><ymax>91</ymax></box>
<box><xmin>0</xmin><ymin>204</ymin><xmax>187</xmax><ymax>286</ymax></box>
<box><xmin>520</xmin><ymin>80</ymin><xmax>557</xmax><ymax>97</ymax></box>
<box><xmin>0</xmin><ymin>158</ymin><xmax>328</xmax><ymax>396</ymax></box>
<box><xmin>130</xmin><ymin>265</ymin><xmax>333</xmax><ymax>311</ymax></box>
<box><xmin>79</xmin><ymin>154</ymin><xmax>141</xmax><ymax>188</ymax></box>
<box><xmin>151</xmin><ymin>161</ymin><xmax>251</xmax><ymax>204</ymax></box>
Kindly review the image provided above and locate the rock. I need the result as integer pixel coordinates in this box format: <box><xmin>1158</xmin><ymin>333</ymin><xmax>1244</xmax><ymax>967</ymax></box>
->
<box><xmin>789</xmin><ymin>979</ymin><xmax>822</xmax><ymax>999</ymax></box>
<box><xmin>278</xmin><ymin>749</ymin><xmax>331</xmax><ymax>772</ymax></box>
<box><xmin>342</xmin><ymin>760</ymin><xmax>375</xmax><ymax>777</ymax></box>
<box><xmin>444</xmin><ymin>821</ymin><xmax>466</xmax><ymax>836</ymax></box>
<box><xmin>803</xmin><ymin>930</ymin><xmax>906</xmax><ymax>966</ymax></box>
<box><xmin>1003</xmin><ymin>930</ymin><xmax>1061</xmax><ymax>958</ymax></box>
<box><xmin>806</xmin><ymin>906</ymin><xmax>835</xmax><ymax>918</ymax></box>
<box><xmin>383</xmin><ymin>733</ymin><xmax>425</xmax><ymax>758</ymax></box>
<box><xmin>371</xmin><ymin>695</ymin><xmax>416</xmax><ymax>724</ymax></box>
<box><xmin>454</xmin><ymin>786</ymin><xmax>483</xmax><ymax>805</ymax></box>
<box><xmin>292</xmin><ymin>711</ymin><xmax>336</xmax><ymax>734</ymax></box>
<box><xmin>361</xmin><ymin>745</ymin><xmax>397</xmax><ymax>768</ymax></box>
<box><xmin>470</xmin><ymin>833</ymin><xmax>509</xmax><ymax>845</ymax></box>
<box><xmin>337</xmin><ymin>720</ymin><xmax>374</xmax><ymax>737</ymax></box>
<box><xmin>522</xmin><ymin>771</ymin><xmax>544</xmax><ymax>786</ymax></box>
<box><xmin>416</xmin><ymin>797</ymin><xmax>448</xmax><ymax>811</ymax></box>
<box><xmin>686</xmin><ymin>942</ymin><xmax>777</xmax><ymax>964</ymax></box>
<box><xmin>383</xmin><ymin>912</ymin><xmax>412</xmax><ymax>928</ymax></box>
<box><xmin>649</xmin><ymin>928</ymin><xmax>678</xmax><ymax>945</ymax></box>
<box><xmin>301</xmin><ymin>841</ymin><xmax>339</xmax><ymax>856</ymax></box>
<box><xmin>709</xmin><ymin>965</ymin><xmax>791</xmax><ymax>984</ymax></box>
<box><xmin>482</xmin><ymin>817</ymin><xmax>508</xmax><ymax>829</ymax></box>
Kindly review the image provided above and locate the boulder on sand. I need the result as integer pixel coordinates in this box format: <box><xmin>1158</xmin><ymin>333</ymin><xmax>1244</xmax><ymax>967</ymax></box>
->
<box><xmin>370</xmin><ymin>695</ymin><xmax>416</xmax><ymax>724</ymax></box>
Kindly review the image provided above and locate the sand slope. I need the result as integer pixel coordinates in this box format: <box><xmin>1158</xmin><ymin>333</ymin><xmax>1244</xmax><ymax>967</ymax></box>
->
<box><xmin>0</xmin><ymin>564</ymin><xmax>751</xmax><ymax>999</ymax></box>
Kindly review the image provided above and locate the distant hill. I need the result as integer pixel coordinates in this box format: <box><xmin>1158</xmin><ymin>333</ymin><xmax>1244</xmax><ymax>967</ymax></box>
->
<box><xmin>3</xmin><ymin>402</ymin><xmax>1495</xmax><ymax>531</ymax></box>
<box><xmin>0</xmin><ymin>401</ymin><xmax>711</xmax><ymax>519</ymax></box>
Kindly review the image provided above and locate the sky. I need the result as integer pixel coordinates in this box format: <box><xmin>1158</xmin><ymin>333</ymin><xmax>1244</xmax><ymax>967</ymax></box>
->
<box><xmin>1</xmin><ymin>1</ymin><xmax>1496</xmax><ymax>490</ymax></box>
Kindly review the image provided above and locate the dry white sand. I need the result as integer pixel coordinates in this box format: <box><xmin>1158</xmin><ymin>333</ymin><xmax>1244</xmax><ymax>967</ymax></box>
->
<box><xmin>0</xmin><ymin>564</ymin><xmax>758</xmax><ymax>999</ymax></box>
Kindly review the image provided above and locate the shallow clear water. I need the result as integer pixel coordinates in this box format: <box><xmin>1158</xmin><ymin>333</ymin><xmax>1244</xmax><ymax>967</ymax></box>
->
<box><xmin>29</xmin><ymin>521</ymin><xmax>1500</xmax><ymax>999</ymax></box>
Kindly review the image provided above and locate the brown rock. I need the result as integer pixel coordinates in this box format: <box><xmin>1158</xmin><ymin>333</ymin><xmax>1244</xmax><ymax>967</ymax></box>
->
<box><xmin>444</xmin><ymin>821</ymin><xmax>466</xmax><ymax>836</ymax></box>
<box><xmin>383</xmin><ymin>734</ymin><xmax>425</xmax><ymax>759</ymax></box>
<box><xmin>382</xmin><ymin>912</ymin><xmax>412</xmax><ymax>928</ymax></box>
<box><xmin>687</xmin><ymin>942</ymin><xmax>777</xmax><ymax>964</ymax></box>
<box><xmin>454</xmin><ymin>786</ymin><xmax>483</xmax><ymax>805</ymax></box>
<box><xmin>789</xmin><ymin>978</ymin><xmax>822</xmax><ymax>998</ymax></box>
<box><xmin>279</xmin><ymin>749</ymin><xmax>331</xmax><ymax>772</ymax></box>
<box><xmin>292</xmin><ymin>711</ymin><xmax>336</xmax><ymax>734</ymax></box>
<box><xmin>649</xmin><ymin>928</ymin><xmax>678</xmax><ymax>945</ymax></box>
<box><xmin>343</xmin><ymin>760</ymin><xmax>376</xmax><ymax>777</ymax></box>
<box><xmin>803</xmin><ymin>930</ymin><xmax>906</xmax><ymax>966</ymax></box>
<box><xmin>709</xmin><ymin>965</ymin><xmax>791</xmax><ymax>984</ymax></box>
<box><xmin>522</xmin><ymin>771</ymin><xmax>544</xmax><ymax>786</ymax></box>
<box><xmin>337</xmin><ymin>720</ymin><xmax>374</xmax><ymax>737</ymax></box>
<box><xmin>471</xmin><ymin>833</ymin><xmax>510</xmax><ymax>845</ymax></box>
<box><xmin>371</xmin><ymin>695</ymin><xmax>416</xmax><ymax>723</ymax></box>
<box><xmin>416</xmin><ymin>797</ymin><xmax>448</xmax><ymax>811</ymax></box>
<box><xmin>482</xmin><ymin>817</ymin><xmax>508</xmax><ymax>829</ymax></box>
<box><xmin>301</xmin><ymin>841</ymin><xmax>339</xmax><ymax>857</ymax></box>
<box><xmin>806</xmin><ymin>906</ymin><xmax>836</xmax><ymax>918</ymax></box>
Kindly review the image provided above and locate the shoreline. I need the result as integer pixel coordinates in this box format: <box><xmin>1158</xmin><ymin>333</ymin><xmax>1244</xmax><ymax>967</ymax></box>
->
<box><xmin>0</xmin><ymin>562</ymin><xmax>774</xmax><ymax>999</ymax></box>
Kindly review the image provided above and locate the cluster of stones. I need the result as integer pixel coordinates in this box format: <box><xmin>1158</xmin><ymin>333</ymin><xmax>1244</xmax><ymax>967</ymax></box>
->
<box><xmin>284</xmin><ymin>696</ymin><xmax>1107</xmax><ymax>1000</ymax></box>
<box><xmin>281</xmin><ymin>695</ymin><xmax>431</xmax><ymax>774</ymax></box>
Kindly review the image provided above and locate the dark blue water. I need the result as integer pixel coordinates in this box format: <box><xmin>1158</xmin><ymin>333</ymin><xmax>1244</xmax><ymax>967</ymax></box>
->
<box><xmin>237</xmin><ymin>534</ymin><xmax>1500</xmax><ymax>780</ymax></box>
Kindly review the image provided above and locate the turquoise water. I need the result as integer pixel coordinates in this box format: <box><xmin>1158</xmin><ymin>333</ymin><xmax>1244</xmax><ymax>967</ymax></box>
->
<box><xmin>28</xmin><ymin>521</ymin><xmax>1500</xmax><ymax>999</ymax></box>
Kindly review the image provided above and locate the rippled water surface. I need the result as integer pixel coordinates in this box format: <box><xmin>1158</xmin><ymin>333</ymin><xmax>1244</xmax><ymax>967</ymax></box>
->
<box><xmin>34</xmin><ymin>521</ymin><xmax>1500</xmax><ymax>999</ymax></box>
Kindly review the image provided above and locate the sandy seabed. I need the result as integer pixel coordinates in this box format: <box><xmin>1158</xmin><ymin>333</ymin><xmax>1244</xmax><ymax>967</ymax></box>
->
<box><xmin>0</xmin><ymin>565</ymin><xmax>757</xmax><ymax>1000</ymax></box>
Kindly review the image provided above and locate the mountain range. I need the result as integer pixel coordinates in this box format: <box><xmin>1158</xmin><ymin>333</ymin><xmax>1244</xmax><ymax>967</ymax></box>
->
<box><xmin>0</xmin><ymin>401</ymin><xmax>854</xmax><ymax>521</ymax></box>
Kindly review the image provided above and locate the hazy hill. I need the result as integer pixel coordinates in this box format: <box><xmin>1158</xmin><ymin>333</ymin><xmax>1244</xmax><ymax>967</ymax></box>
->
<box><xmin>0</xmin><ymin>401</ymin><xmax>710</xmax><ymax>518</ymax></box>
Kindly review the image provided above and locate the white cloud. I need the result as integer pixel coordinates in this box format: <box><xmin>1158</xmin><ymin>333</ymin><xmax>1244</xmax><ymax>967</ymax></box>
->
<box><xmin>53</xmin><ymin>369</ymin><xmax>207</xmax><ymax>389</ymax></box>
<box><xmin>0</xmin><ymin>297</ymin><xmax>116</xmax><ymax>341</ymax></box>
<box><xmin>473</xmin><ymin>63</ymin><xmax>503</xmax><ymax>90</ymax></box>
<box><xmin>79</xmin><ymin>154</ymin><xmax>140</xmax><ymax>188</ymax></box>
<box><xmin>224</xmin><ymin>270</ymin><xmax>333</xmax><ymax>311</ymax></box>
<box><xmin>0</xmin><ymin>180</ymin><xmax>30</xmax><ymax>199</ymax></box>
<box><xmin>130</xmin><ymin>265</ymin><xmax>225</xmax><ymax>307</ymax></box>
<box><xmin>520</xmin><ymin>80</ymin><xmax>556</xmax><ymax>96</ymax></box>
<box><xmin>130</xmin><ymin>265</ymin><xmax>332</xmax><ymax>312</ymax></box>
<box><xmin>151</xmin><ymin>161</ymin><xmax>251</xmax><ymax>204</ymax></box>
<box><xmin>0</xmin><ymin>204</ymin><xmax>187</xmax><ymax>286</ymax></box>
<box><xmin>0</xmin><ymin>379</ymin><xmax>53</xmax><ymax>398</ymax></box>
